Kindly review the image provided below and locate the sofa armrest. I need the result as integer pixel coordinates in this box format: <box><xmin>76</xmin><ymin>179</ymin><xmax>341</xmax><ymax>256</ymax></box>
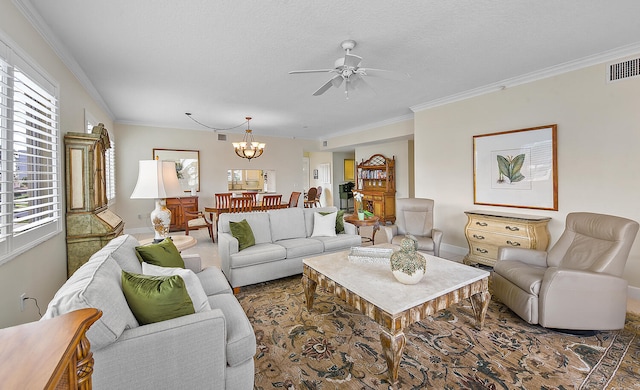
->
<box><xmin>497</xmin><ymin>247</ymin><xmax>548</xmax><ymax>267</ymax></box>
<box><xmin>343</xmin><ymin>221</ymin><xmax>357</xmax><ymax>235</ymax></box>
<box><xmin>218</xmin><ymin>232</ymin><xmax>239</xmax><ymax>277</ymax></box>
<box><xmin>182</xmin><ymin>253</ymin><xmax>202</xmax><ymax>273</ymax></box>
<box><xmin>93</xmin><ymin>310</ymin><xmax>227</xmax><ymax>389</ymax></box>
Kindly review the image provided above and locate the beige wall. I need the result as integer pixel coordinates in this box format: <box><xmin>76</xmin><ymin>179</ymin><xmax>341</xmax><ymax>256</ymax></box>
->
<box><xmin>413</xmin><ymin>55</ymin><xmax>640</xmax><ymax>291</ymax></box>
<box><xmin>116</xmin><ymin>124</ymin><xmax>313</xmax><ymax>232</ymax></box>
<box><xmin>0</xmin><ymin>1</ymin><xmax>114</xmax><ymax>328</ymax></box>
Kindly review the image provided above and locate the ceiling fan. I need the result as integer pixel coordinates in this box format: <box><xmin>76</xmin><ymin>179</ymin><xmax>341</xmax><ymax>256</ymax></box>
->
<box><xmin>289</xmin><ymin>40</ymin><xmax>408</xmax><ymax>98</ymax></box>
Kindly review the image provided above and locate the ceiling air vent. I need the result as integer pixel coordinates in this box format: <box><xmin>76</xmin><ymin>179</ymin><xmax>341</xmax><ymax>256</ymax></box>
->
<box><xmin>608</xmin><ymin>58</ymin><xmax>640</xmax><ymax>82</ymax></box>
<box><xmin>322</xmin><ymin>141</ymin><xmax>328</xmax><ymax>147</ymax></box>
<box><xmin>217</xmin><ymin>134</ymin><xmax>227</xmax><ymax>141</ymax></box>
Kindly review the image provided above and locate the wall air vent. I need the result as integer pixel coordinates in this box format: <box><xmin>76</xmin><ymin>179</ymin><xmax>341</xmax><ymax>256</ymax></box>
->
<box><xmin>217</xmin><ymin>134</ymin><xmax>227</xmax><ymax>141</ymax></box>
<box><xmin>608</xmin><ymin>58</ymin><xmax>640</xmax><ymax>82</ymax></box>
<box><xmin>322</xmin><ymin>141</ymin><xmax>328</xmax><ymax>147</ymax></box>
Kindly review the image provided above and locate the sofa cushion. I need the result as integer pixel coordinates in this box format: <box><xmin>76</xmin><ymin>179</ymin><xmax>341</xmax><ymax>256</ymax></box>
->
<box><xmin>208</xmin><ymin>294</ymin><xmax>257</xmax><ymax>367</ymax></box>
<box><xmin>311</xmin><ymin>211</ymin><xmax>337</xmax><ymax>237</ymax></box>
<box><xmin>42</xmin><ymin>254</ymin><xmax>139</xmax><ymax>351</ymax></box>
<box><xmin>142</xmin><ymin>263</ymin><xmax>211</xmax><ymax>312</ymax></box>
<box><xmin>320</xmin><ymin>210</ymin><xmax>345</xmax><ymax>234</ymax></box>
<box><xmin>313</xmin><ymin>234</ymin><xmax>363</xmax><ymax>252</ymax></box>
<box><xmin>275</xmin><ymin>238</ymin><xmax>325</xmax><ymax>259</ymax></box>
<box><xmin>122</xmin><ymin>271</ymin><xmax>195</xmax><ymax>325</ymax></box>
<box><xmin>104</xmin><ymin>234</ymin><xmax>143</xmax><ymax>274</ymax></box>
<box><xmin>268</xmin><ymin>208</ymin><xmax>306</xmax><ymax>241</ymax></box>
<box><xmin>219</xmin><ymin>212</ymin><xmax>272</xmax><ymax>244</ymax></box>
<box><xmin>229</xmin><ymin>219</ymin><xmax>256</xmax><ymax>251</ymax></box>
<box><xmin>230</xmin><ymin>243</ymin><xmax>287</xmax><ymax>269</ymax></box>
<box><xmin>303</xmin><ymin>206</ymin><xmax>339</xmax><ymax>237</ymax></box>
<box><xmin>135</xmin><ymin>238</ymin><xmax>185</xmax><ymax>268</ymax></box>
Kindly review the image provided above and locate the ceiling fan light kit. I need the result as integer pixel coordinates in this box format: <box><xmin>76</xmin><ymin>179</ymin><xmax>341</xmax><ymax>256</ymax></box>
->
<box><xmin>231</xmin><ymin>117</ymin><xmax>265</xmax><ymax>161</ymax></box>
<box><xmin>289</xmin><ymin>39</ymin><xmax>408</xmax><ymax>98</ymax></box>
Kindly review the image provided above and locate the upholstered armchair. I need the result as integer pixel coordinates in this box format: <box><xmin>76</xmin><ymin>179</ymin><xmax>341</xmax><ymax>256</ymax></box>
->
<box><xmin>380</xmin><ymin>198</ymin><xmax>443</xmax><ymax>256</ymax></box>
<box><xmin>492</xmin><ymin>212</ymin><xmax>639</xmax><ymax>331</ymax></box>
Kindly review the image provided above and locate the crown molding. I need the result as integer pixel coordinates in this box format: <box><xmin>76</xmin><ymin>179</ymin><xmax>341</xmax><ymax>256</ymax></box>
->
<box><xmin>13</xmin><ymin>0</ymin><xmax>114</xmax><ymax>120</ymax></box>
<box><xmin>411</xmin><ymin>42</ymin><xmax>640</xmax><ymax>113</ymax></box>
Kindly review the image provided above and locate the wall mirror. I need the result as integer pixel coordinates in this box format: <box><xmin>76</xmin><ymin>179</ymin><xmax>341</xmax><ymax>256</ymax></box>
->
<box><xmin>153</xmin><ymin>148</ymin><xmax>200</xmax><ymax>192</ymax></box>
<box><xmin>228</xmin><ymin>169</ymin><xmax>276</xmax><ymax>192</ymax></box>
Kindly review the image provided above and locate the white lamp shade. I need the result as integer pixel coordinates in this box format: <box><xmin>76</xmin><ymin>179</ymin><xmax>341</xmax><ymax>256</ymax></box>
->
<box><xmin>130</xmin><ymin>160</ymin><xmax>184</xmax><ymax>199</ymax></box>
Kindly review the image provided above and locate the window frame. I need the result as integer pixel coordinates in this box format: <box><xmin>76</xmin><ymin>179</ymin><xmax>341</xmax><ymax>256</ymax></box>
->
<box><xmin>0</xmin><ymin>32</ymin><xmax>62</xmax><ymax>265</ymax></box>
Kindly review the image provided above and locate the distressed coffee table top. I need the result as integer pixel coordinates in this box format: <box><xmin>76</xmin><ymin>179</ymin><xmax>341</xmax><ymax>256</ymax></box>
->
<box><xmin>303</xmin><ymin>246</ymin><xmax>489</xmax><ymax>316</ymax></box>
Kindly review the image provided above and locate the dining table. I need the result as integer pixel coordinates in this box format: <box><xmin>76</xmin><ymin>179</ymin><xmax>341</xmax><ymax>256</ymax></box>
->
<box><xmin>204</xmin><ymin>203</ymin><xmax>289</xmax><ymax>229</ymax></box>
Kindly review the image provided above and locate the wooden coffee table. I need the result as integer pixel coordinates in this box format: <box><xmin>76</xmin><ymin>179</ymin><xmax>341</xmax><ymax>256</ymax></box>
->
<box><xmin>302</xmin><ymin>245</ymin><xmax>490</xmax><ymax>383</ymax></box>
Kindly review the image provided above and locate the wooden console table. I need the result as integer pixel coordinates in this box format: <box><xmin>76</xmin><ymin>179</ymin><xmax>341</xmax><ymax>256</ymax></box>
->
<box><xmin>463</xmin><ymin>210</ymin><xmax>551</xmax><ymax>267</ymax></box>
<box><xmin>0</xmin><ymin>308</ymin><xmax>102</xmax><ymax>389</ymax></box>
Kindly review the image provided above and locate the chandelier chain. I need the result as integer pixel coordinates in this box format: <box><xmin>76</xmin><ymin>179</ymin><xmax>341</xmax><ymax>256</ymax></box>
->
<box><xmin>185</xmin><ymin>113</ymin><xmax>248</xmax><ymax>132</ymax></box>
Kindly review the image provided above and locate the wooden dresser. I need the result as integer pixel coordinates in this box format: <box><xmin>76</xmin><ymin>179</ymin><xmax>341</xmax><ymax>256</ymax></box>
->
<box><xmin>0</xmin><ymin>308</ymin><xmax>102</xmax><ymax>389</ymax></box>
<box><xmin>463</xmin><ymin>210</ymin><xmax>551</xmax><ymax>267</ymax></box>
<box><xmin>166</xmin><ymin>196</ymin><xmax>198</xmax><ymax>231</ymax></box>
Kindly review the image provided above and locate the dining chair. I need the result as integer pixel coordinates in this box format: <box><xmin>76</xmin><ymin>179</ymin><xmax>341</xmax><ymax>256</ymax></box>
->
<box><xmin>241</xmin><ymin>192</ymin><xmax>258</xmax><ymax>206</ymax></box>
<box><xmin>261</xmin><ymin>194</ymin><xmax>282</xmax><ymax>210</ymax></box>
<box><xmin>229</xmin><ymin>196</ymin><xmax>253</xmax><ymax>213</ymax></box>
<box><xmin>215</xmin><ymin>193</ymin><xmax>232</xmax><ymax>208</ymax></box>
<box><xmin>304</xmin><ymin>187</ymin><xmax>318</xmax><ymax>208</ymax></box>
<box><xmin>288</xmin><ymin>191</ymin><xmax>301</xmax><ymax>208</ymax></box>
<box><xmin>183</xmin><ymin>209</ymin><xmax>215</xmax><ymax>242</ymax></box>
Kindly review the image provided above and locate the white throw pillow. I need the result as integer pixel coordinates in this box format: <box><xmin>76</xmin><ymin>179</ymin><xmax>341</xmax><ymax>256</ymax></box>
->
<box><xmin>142</xmin><ymin>263</ymin><xmax>211</xmax><ymax>313</ymax></box>
<box><xmin>311</xmin><ymin>211</ymin><xmax>337</xmax><ymax>237</ymax></box>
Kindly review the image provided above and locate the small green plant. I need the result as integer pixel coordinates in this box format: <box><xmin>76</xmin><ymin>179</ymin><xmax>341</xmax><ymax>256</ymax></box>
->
<box><xmin>497</xmin><ymin>154</ymin><xmax>525</xmax><ymax>184</ymax></box>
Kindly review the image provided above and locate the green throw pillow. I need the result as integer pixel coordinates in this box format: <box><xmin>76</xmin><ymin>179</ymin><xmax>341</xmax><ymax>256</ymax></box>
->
<box><xmin>320</xmin><ymin>210</ymin><xmax>345</xmax><ymax>234</ymax></box>
<box><xmin>135</xmin><ymin>238</ymin><xmax>185</xmax><ymax>268</ymax></box>
<box><xmin>121</xmin><ymin>271</ymin><xmax>195</xmax><ymax>325</ymax></box>
<box><xmin>229</xmin><ymin>219</ymin><xmax>256</xmax><ymax>251</ymax></box>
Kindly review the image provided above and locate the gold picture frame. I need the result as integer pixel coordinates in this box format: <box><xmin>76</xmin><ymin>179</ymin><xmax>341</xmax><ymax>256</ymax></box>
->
<box><xmin>473</xmin><ymin>125</ymin><xmax>557</xmax><ymax>210</ymax></box>
<box><xmin>344</xmin><ymin>159</ymin><xmax>355</xmax><ymax>181</ymax></box>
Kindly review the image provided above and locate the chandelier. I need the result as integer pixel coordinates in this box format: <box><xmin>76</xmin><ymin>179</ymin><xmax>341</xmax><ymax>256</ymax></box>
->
<box><xmin>232</xmin><ymin>117</ymin><xmax>265</xmax><ymax>161</ymax></box>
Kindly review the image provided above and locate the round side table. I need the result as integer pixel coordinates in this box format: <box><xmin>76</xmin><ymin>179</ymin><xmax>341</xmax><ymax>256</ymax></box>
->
<box><xmin>344</xmin><ymin>214</ymin><xmax>380</xmax><ymax>244</ymax></box>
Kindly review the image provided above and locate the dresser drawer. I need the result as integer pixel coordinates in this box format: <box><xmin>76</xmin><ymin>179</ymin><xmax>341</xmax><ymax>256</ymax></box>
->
<box><xmin>468</xmin><ymin>216</ymin><xmax>529</xmax><ymax>236</ymax></box>
<box><xmin>467</xmin><ymin>229</ymin><xmax>531</xmax><ymax>248</ymax></box>
<box><xmin>469</xmin><ymin>242</ymin><xmax>498</xmax><ymax>259</ymax></box>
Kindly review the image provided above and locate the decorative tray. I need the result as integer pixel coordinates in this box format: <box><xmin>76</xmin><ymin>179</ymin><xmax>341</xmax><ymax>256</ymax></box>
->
<box><xmin>347</xmin><ymin>246</ymin><xmax>394</xmax><ymax>264</ymax></box>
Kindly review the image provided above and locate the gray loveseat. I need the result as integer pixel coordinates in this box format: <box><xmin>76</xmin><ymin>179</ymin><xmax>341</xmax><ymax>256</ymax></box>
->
<box><xmin>218</xmin><ymin>206</ymin><xmax>362</xmax><ymax>288</ymax></box>
<box><xmin>42</xmin><ymin>234</ymin><xmax>255</xmax><ymax>390</ymax></box>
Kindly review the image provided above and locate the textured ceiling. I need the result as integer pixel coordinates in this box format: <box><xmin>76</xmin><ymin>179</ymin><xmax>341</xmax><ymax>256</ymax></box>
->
<box><xmin>21</xmin><ymin>0</ymin><xmax>640</xmax><ymax>141</ymax></box>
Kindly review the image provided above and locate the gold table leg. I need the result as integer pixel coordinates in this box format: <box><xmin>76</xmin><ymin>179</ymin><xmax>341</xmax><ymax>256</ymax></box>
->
<box><xmin>380</xmin><ymin>329</ymin><xmax>406</xmax><ymax>384</ymax></box>
<box><xmin>302</xmin><ymin>275</ymin><xmax>317</xmax><ymax>310</ymax></box>
<box><xmin>470</xmin><ymin>290</ymin><xmax>491</xmax><ymax>330</ymax></box>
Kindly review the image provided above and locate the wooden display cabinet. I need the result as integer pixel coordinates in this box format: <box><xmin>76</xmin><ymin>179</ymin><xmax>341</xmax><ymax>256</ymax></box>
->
<box><xmin>166</xmin><ymin>196</ymin><xmax>199</xmax><ymax>231</ymax></box>
<box><xmin>356</xmin><ymin>154</ymin><xmax>396</xmax><ymax>224</ymax></box>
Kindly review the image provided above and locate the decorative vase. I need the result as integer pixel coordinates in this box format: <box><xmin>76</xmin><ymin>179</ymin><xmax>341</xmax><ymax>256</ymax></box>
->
<box><xmin>390</xmin><ymin>235</ymin><xmax>426</xmax><ymax>284</ymax></box>
<box><xmin>357</xmin><ymin>210</ymin><xmax>365</xmax><ymax>220</ymax></box>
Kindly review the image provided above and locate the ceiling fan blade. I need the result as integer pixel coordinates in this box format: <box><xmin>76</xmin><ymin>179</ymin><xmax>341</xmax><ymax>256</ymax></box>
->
<box><xmin>289</xmin><ymin>69</ymin><xmax>336</xmax><ymax>74</ymax></box>
<box><xmin>313</xmin><ymin>75</ymin><xmax>341</xmax><ymax>96</ymax></box>
<box><xmin>331</xmin><ymin>75</ymin><xmax>344</xmax><ymax>88</ymax></box>
<box><xmin>344</xmin><ymin>53</ymin><xmax>362</xmax><ymax>68</ymax></box>
<box><xmin>350</xmin><ymin>76</ymin><xmax>376</xmax><ymax>97</ymax></box>
<box><xmin>357</xmin><ymin>68</ymin><xmax>409</xmax><ymax>81</ymax></box>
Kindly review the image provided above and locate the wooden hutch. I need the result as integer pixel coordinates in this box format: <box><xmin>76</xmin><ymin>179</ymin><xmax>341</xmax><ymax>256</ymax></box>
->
<box><xmin>356</xmin><ymin>154</ymin><xmax>396</xmax><ymax>224</ymax></box>
<box><xmin>166</xmin><ymin>196</ymin><xmax>199</xmax><ymax>231</ymax></box>
<box><xmin>65</xmin><ymin>124</ymin><xmax>124</xmax><ymax>277</ymax></box>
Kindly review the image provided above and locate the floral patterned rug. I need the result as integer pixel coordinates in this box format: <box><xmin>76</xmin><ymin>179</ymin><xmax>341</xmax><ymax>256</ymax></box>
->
<box><xmin>236</xmin><ymin>276</ymin><xmax>640</xmax><ymax>389</ymax></box>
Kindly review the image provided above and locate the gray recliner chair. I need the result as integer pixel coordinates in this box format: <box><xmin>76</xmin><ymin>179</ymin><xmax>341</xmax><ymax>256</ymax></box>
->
<box><xmin>492</xmin><ymin>212</ymin><xmax>639</xmax><ymax>331</ymax></box>
<box><xmin>381</xmin><ymin>198</ymin><xmax>443</xmax><ymax>256</ymax></box>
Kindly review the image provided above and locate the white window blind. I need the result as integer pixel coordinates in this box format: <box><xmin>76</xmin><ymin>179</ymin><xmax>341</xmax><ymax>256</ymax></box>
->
<box><xmin>0</xmin><ymin>35</ymin><xmax>61</xmax><ymax>264</ymax></box>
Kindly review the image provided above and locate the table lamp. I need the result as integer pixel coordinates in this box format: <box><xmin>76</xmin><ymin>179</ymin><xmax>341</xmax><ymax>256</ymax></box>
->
<box><xmin>130</xmin><ymin>160</ymin><xmax>184</xmax><ymax>242</ymax></box>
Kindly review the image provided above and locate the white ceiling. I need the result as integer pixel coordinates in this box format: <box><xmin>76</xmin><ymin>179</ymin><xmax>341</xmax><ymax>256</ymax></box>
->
<box><xmin>21</xmin><ymin>0</ymin><xmax>640</xmax><ymax>140</ymax></box>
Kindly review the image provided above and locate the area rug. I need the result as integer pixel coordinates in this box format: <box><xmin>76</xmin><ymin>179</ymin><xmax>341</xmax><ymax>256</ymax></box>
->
<box><xmin>236</xmin><ymin>276</ymin><xmax>640</xmax><ymax>389</ymax></box>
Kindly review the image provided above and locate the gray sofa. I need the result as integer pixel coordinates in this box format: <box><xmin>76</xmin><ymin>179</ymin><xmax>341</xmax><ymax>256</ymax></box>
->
<box><xmin>218</xmin><ymin>206</ymin><xmax>362</xmax><ymax>288</ymax></box>
<box><xmin>42</xmin><ymin>234</ymin><xmax>255</xmax><ymax>390</ymax></box>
